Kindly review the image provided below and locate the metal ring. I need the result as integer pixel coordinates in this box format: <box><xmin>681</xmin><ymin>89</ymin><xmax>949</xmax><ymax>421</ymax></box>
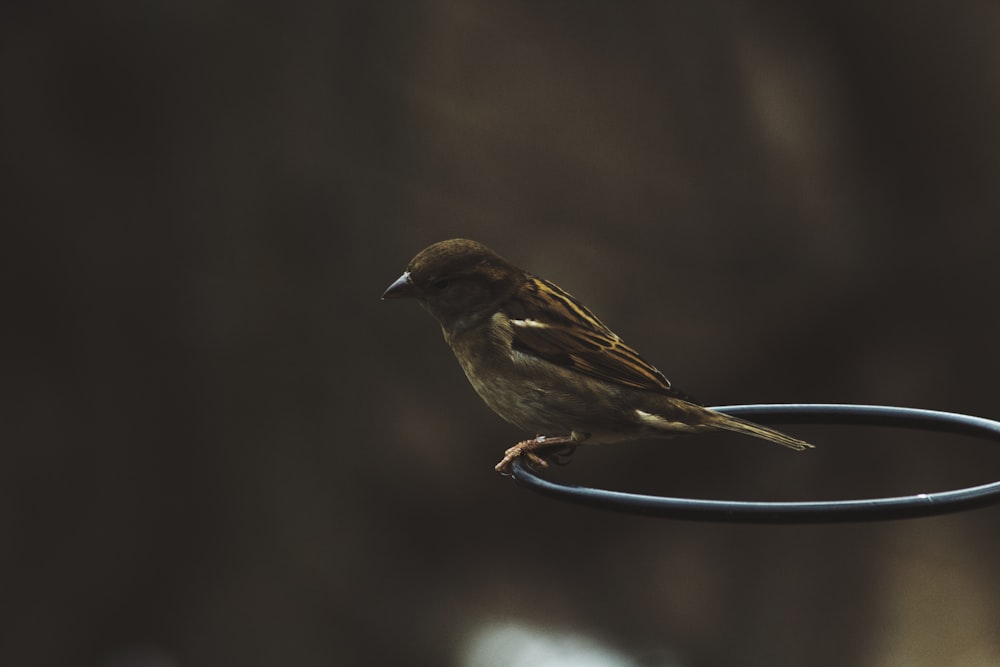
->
<box><xmin>509</xmin><ymin>404</ymin><xmax>1000</xmax><ymax>523</ymax></box>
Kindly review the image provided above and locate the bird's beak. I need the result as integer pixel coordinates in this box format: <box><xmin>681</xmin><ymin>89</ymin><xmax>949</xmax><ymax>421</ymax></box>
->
<box><xmin>382</xmin><ymin>271</ymin><xmax>416</xmax><ymax>299</ymax></box>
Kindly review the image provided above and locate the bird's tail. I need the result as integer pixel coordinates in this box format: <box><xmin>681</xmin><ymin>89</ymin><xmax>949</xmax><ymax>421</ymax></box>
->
<box><xmin>708</xmin><ymin>411</ymin><xmax>813</xmax><ymax>451</ymax></box>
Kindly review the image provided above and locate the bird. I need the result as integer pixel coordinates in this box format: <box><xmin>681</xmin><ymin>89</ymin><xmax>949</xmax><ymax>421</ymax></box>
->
<box><xmin>382</xmin><ymin>239</ymin><xmax>813</xmax><ymax>474</ymax></box>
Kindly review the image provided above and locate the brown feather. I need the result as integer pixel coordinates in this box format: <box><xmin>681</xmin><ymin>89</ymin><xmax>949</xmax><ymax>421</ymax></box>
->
<box><xmin>506</xmin><ymin>278</ymin><xmax>700</xmax><ymax>403</ymax></box>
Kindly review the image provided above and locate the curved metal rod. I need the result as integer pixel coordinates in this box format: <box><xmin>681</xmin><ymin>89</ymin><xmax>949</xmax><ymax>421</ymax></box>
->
<box><xmin>509</xmin><ymin>404</ymin><xmax>1000</xmax><ymax>523</ymax></box>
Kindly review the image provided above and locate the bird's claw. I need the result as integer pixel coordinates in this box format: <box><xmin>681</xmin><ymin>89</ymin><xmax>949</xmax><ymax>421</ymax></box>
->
<box><xmin>495</xmin><ymin>435</ymin><xmax>574</xmax><ymax>476</ymax></box>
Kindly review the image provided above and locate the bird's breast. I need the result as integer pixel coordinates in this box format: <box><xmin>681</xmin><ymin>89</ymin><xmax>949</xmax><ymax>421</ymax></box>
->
<box><xmin>445</xmin><ymin>318</ymin><xmax>637</xmax><ymax>439</ymax></box>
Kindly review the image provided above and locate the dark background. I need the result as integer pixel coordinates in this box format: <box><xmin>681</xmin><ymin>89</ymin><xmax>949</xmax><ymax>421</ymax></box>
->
<box><xmin>4</xmin><ymin>2</ymin><xmax>1000</xmax><ymax>666</ymax></box>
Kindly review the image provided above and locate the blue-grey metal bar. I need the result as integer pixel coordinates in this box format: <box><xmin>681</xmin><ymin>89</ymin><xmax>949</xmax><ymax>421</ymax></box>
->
<box><xmin>509</xmin><ymin>404</ymin><xmax>1000</xmax><ymax>523</ymax></box>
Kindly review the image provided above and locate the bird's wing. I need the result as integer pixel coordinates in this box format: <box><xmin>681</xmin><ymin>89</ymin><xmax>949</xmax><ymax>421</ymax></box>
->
<box><xmin>504</xmin><ymin>277</ymin><xmax>698</xmax><ymax>402</ymax></box>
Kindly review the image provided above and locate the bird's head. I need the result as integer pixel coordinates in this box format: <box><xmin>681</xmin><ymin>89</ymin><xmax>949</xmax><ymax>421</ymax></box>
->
<box><xmin>382</xmin><ymin>239</ymin><xmax>525</xmax><ymax>333</ymax></box>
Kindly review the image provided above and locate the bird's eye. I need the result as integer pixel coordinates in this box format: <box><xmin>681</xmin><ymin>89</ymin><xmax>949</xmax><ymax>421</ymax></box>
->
<box><xmin>431</xmin><ymin>278</ymin><xmax>450</xmax><ymax>291</ymax></box>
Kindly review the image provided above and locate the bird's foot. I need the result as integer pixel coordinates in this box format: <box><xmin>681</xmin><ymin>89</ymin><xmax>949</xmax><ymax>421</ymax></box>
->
<box><xmin>495</xmin><ymin>435</ymin><xmax>576</xmax><ymax>476</ymax></box>
<box><xmin>547</xmin><ymin>444</ymin><xmax>577</xmax><ymax>466</ymax></box>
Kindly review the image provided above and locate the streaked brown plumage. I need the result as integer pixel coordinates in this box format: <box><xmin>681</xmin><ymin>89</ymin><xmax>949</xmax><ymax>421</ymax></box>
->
<box><xmin>383</xmin><ymin>239</ymin><xmax>813</xmax><ymax>473</ymax></box>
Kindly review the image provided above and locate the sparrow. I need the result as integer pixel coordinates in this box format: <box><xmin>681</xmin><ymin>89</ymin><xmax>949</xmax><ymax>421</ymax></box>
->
<box><xmin>382</xmin><ymin>239</ymin><xmax>813</xmax><ymax>474</ymax></box>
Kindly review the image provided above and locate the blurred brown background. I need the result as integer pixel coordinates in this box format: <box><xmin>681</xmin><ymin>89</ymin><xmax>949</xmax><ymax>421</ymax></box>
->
<box><xmin>4</xmin><ymin>2</ymin><xmax>1000</xmax><ymax>666</ymax></box>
